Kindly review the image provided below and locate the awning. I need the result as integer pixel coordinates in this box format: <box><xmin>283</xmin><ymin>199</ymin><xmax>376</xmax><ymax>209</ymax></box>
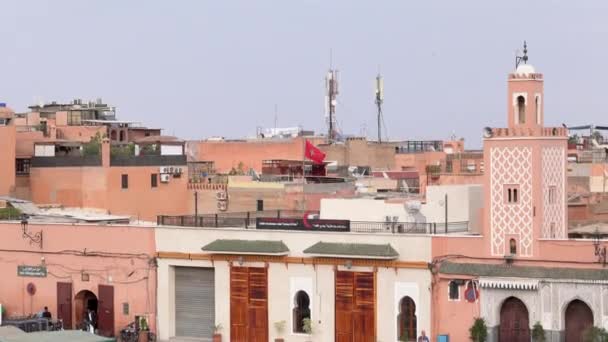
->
<box><xmin>440</xmin><ymin>262</ymin><xmax>608</xmax><ymax>281</ymax></box>
<box><xmin>303</xmin><ymin>241</ymin><xmax>399</xmax><ymax>260</ymax></box>
<box><xmin>479</xmin><ymin>277</ymin><xmax>539</xmax><ymax>291</ymax></box>
<box><xmin>201</xmin><ymin>239</ymin><xmax>289</xmax><ymax>256</ymax></box>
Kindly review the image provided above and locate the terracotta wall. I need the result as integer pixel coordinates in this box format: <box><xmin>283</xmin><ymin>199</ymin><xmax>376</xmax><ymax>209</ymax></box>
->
<box><xmin>0</xmin><ymin>125</ymin><xmax>16</xmax><ymax>196</ymax></box>
<box><xmin>187</xmin><ymin>138</ymin><xmax>315</xmax><ymax>173</ymax></box>
<box><xmin>320</xmin><ymin>139</ymin><xmax>395</xmax><ymax>169</ymax></box>
<box><xmin>56</xmin><ymin>126</ymin><xmax>106</xmax><ymax>142</ymax></box>
<box><xmin>0</xmin><ymin>222</ymin><xmax>156</xmax><ymax>336</ymax></box>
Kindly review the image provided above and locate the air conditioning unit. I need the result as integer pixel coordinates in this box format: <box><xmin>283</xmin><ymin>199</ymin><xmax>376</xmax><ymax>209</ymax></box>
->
<box><xmin>159</xmin><ymin>167</ymin><xmax>170</xmax><ymax>174</ymax></box>
<box><xmin>217</xmin><ymin>201</ymin><xmax>227</xmax><ymax>211</ymax></box>
<box><xmin>160</xmin><ymin>174</ymin><xmax>170</xmax><ymax>183</ymax></box>
<box><xmin>216</xmin><ymin>191</ymin><xmax>227</xmax><ymax>200</ymax></box>
<box><xmin>174</xmin><ymin>167</ymin><xmax>182</xmax><ymax>175</ymax></box>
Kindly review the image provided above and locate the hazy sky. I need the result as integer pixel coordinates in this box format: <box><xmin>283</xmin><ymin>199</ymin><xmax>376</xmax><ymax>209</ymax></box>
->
<box><xmin>2</xmin><ymin>1</ymin><xmax>608</xmax><ymax>147</ymax></box>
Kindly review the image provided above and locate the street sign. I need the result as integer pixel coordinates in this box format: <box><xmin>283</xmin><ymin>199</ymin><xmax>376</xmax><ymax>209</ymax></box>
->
<box><xmin>17</xmin><ymin>265</ymin><xmax>47</xmax><ymax>278</ymax></box>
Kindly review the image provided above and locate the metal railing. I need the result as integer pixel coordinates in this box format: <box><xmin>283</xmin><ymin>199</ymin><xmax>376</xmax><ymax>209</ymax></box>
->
<box><xmin>157</xmin><ymin>211</ymin><xmax>469</xmax><ymax>234</ymax></box>
<box><xmin>110</xmin><ymin>154</ymin><xmax>187</xmax><ymax>166</ymax></box>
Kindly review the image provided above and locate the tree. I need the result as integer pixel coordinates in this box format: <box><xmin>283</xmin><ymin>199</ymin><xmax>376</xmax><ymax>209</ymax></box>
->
<box><xmin>532</xmin><ymin>321</ymin><xmax>546</xmax><ymax>342</ymax></box>
<box><xmin>469</xmin><ymin>317</ymin><xmax>488</xmax><ymax>342</ymax></box>
<box><xmin>82</xmin><ymin>133</ymin><xmax>102</xmax><ymax>156</ymax></box>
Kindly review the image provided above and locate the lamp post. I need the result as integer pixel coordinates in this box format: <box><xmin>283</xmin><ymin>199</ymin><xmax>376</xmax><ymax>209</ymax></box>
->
<box><xmin>20</xmin><ymin>214</ymin><xmax>43</xmax><ymax>249</ymax></box>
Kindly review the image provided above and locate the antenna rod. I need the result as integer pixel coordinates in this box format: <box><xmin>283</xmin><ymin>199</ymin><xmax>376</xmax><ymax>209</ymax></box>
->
<box><xmin>375</xmin><ymin>73</ymin><xmax>384</xmax><ymax>143</ymax></box>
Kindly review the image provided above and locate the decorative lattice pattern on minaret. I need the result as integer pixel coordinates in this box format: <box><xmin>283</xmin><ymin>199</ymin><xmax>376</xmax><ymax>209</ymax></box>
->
<box><xmin>542</xmin><ymin>146</ymin><xmax>566</xmax><ymax>239</ymax></box>
<box><xmin>490</xmin><ymin>147</ymin><xmax>533</xmax><ymax>256</ymax></box>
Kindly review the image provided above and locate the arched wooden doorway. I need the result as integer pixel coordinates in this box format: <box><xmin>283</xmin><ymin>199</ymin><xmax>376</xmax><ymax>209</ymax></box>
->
<box><xmin>565</xmin><ymin>300</ymin><xmax>593</xmax><ymax>342</ymax></box>
<box><xmin>397</xmin><ymin>296</ymin><xmax>417</xmax><ymax>342</ymax></box>
<box><xmin>499</xmin><ymin>297</ymin><xmax>530</xmax><ymax>342</ymax></box>
<box><xmin>74</xmin><ymin>290</ymin><xmax>98</xmax><ymax>331</ymax></box>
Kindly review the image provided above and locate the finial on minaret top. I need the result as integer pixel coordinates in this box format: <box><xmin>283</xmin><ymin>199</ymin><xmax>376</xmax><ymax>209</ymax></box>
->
<box><xmin>516</xmin><ymin>41</ymin><xmax>529</xmax><ymax>68</ymax></box>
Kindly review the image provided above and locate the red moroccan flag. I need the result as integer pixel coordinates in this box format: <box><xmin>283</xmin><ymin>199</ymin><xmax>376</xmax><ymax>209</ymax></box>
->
<box><xmin>305</xmin><ymin>140</ymin><xmax>326</xmax><ymax>164</ymax></box>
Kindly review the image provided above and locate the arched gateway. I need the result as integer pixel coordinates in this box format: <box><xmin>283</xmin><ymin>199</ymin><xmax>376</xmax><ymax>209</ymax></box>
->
<box><xmin>565</xmin><ymin>300</ymin><xmax>593</xmax><ymax>342</ymax></box>
<box><xmin>499</xmin><ymin>297</ymin><xmax>530</xmax><ymax>342</ymax></box>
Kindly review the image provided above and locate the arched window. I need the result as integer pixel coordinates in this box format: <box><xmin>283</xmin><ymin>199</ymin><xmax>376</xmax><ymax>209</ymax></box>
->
<box><xmin>119</xmin><ymin>130</ymin><xmax>125</xmax><ymax>142</ymax></box>
<box><xmin>110</xmin><ymin>130</ymin><xmax>117</xmax><ymax>141</ymax></box>
<box><xmin>517</xmin><ymin>96</ymin><xmax>526</xmax><ymax>124</ymax></box>
<box><xmin>292</xmin><ymin>290</ymin><xmax>311</xmax><ymax>333</ymax></box>
<box><xmin>509</xmin><ymin>238</ymin><xmax>517</xmax><ymax>255</ymax></box>
<box><xmin>397</xmin><ymin>296</ymin><xmax>416</xmax><ymax>342</ymax></box>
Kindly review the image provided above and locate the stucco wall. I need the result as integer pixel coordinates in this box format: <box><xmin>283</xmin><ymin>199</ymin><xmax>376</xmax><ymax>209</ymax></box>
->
<box><xmin>0</xmin><ymin>222</ymin><xmax>157</xmax><ymax>336</ymax></box>
<box><xmin>0</xmin><ymin>125</ymin><xmax>16</xmax><ymax>196</ymax></box>
<box><xmin>155</xmin><ymin>227</ymin><xmax>433</xmax><ymax>341</ymax></box>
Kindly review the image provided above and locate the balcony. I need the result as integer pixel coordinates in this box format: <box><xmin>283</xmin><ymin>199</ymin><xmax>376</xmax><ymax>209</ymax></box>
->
<box><xmin>31</xmin><ymin>156</ymin><xmax>102</xmax><ymax>167</ymax></box>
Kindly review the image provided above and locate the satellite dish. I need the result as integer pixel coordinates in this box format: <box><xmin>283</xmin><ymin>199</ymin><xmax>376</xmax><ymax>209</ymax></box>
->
<box><xmin>483</xmin><ymin>127</ymin><xmax>493</xmax><ymax>138</ymax></box>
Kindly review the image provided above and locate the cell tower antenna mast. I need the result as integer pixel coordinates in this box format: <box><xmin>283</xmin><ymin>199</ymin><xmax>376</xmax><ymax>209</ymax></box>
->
<box><xmin>375</xmin><ymin>72</ymin><xmax>384</xmax><ymax>143</ymax></box>
<box><xmin>325</xmin><ymin>53</ymin><xmax>339</xmax><ymax>143</ymax></box>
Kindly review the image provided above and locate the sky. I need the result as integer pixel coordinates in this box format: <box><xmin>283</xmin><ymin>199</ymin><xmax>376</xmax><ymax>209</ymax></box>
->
<box><xmin>2</xmin><ymin>1</ymin><xmax>608</xmax><ymax>148</ymax></box>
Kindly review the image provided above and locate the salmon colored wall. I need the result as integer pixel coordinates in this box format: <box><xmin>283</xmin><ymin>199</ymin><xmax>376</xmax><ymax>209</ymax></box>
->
<box><xmin>394</xmin><ymin>151</ymin><xmax>445</xmax><ymax>173</ymax></box>
<box><xmin>16</xmin><ymin>131</ymin><xmax>47</xmax><ymax>157</ymax></box>
<box><xmin>0</xmin><ymin>125</ymin><xmax>16</xmax><ymax>196</ymax></box>
<box><xmin>189</xmin><ymin>138</ymin><xmax>312</xmax><ymax>173</ymax></box>
<box><xmin>106</xmin><ymin>166</ymin><xmax>189</xmax><ymax>221</ymax></box>
<box><xmin>0</xmin><ymin>222</ymin><xmax>157</xmax><ymax>336</ymax></box>
<box><xmin>432</xmin><ymin>276</ymin><xmax>480</xmax><ymax>342</ymax></box>
<box><xmin>507</xmin><ymin>74</ymin><xmax>544</xmax><ymax>130</ymax></box>
<box><xmin>57</xmin><ymin>126</ymin><xmax>106</xmax><ymax>142</ymax></box>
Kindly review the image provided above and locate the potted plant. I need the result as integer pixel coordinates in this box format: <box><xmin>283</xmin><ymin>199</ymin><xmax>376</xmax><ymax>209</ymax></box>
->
<box><xmin>213</xmin><ymin>323</ymin><xmax>222</xmax><ymax>342</ymax></box>
<box><xmin>469</xmin><ymin>317</ymin><xmax>488</xmax><ymax>342</ymax></box>
<box><xmin>273</xmin><ymin>320</ymin><xmax>286</xmax><ymax>342</ymax></box>
<box><xmin>532</xmin><ymin>321</ymin><xmax>546</xmax><ymax>342</ymax></box>
<box><xmin>583</xmin><ymin>326</ymin><xmax>608</xmax><ymax>342</ymax></box>
<box><xmin>302</xmin><ymin>318</ymin><xmax>314</xmax><ymax>342</ymax></box>
<box><xmin>138</xmin><ymin>316</ymin><xmax>149</xmax><ymax>342</ymax></box>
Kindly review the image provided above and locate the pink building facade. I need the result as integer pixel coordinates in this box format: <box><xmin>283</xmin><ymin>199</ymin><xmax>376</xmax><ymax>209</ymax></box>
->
<box><xmin>431</xmin><ymin>54</ymin><xmax>607</xmax><ymax>342</ymax></box>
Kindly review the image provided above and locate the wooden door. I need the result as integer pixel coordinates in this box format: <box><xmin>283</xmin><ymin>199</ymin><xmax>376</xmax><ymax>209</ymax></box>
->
<box><xmin>499</xmin><ymin>297</ymin><xmax>530</xmax><ymax>342</ymax></box>
<box><xmin>56</xmin><ymin>282</ymin><xmax>72</xmax><ymax>329</ymax></box>
<box><xmin>335</xmin><ymin>271</ymin><xmax>376</xmax><ymax>342</ymax></box>
<box><xmin>230</xmin><ymin>266</ymin><xmax>268</xmax><ymax>342</ymax></box>
<box><xmin>97</xmin><ymin>285</ymin><xmax>115</xmax><ymax>337</ymax></box>
<box><xmin>565</xmin><ymin>300</ymin><xmax>593</xmax><ymax>342</ymax></box>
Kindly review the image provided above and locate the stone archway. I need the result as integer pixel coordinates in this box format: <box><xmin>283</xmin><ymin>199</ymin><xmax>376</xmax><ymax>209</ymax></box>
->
<box><xmin>565</xmin><ymin>299</ymin><xmax>593</xmax><ymax>342</ymax></box>
<box><xmin>499</xmin><ymin>297</ymin><xmax>530</xmax><ymax>342</ymax></box>
<box><xmin>74</xmin><ymin>290</ymin><xmax>98</xmax><ymax>330</ymax></box>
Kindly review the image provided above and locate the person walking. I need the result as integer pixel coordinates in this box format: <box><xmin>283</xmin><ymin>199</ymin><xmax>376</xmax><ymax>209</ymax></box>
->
<box><xmin>418</xmin><ymin>330</ymin><xmax>430</xmax><ymax>342</ymax></box>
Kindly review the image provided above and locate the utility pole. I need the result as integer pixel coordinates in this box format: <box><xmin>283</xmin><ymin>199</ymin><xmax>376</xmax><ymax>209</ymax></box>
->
<box><xmin>194</xmin><ymin>191</ymin><xmax>198</xmax><ymax>226</ymax></box>
<box><xmin>375</xmin><ymin>73</ymin><xmax>384</xmax><ymax>143</ymax></box>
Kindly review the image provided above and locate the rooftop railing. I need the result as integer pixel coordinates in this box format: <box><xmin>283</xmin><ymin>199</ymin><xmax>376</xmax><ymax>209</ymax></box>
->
<box><xmin>157</xmin><ymin>211</ymin><xmax>470</xmax><ymax>234</ymax></box>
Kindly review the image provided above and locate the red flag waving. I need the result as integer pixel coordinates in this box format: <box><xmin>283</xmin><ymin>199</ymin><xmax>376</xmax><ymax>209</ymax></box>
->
<box><xmin>305</xmin><ymin>140</ymin><xmax>326</xmax><ymax>164</ymax></box>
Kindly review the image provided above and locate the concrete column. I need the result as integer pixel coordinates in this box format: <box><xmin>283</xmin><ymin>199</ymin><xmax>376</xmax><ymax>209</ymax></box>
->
<box><xmin>101</xmin><ymin>138</ymin><xmax>110</xmax><ymax>167</ymax></box>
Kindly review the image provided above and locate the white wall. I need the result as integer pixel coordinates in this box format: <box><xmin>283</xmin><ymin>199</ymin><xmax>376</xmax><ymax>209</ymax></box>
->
<box><xmin>319</xmin><ymin>184</ymin><xmax>483</xmax><ymax>231</ymax></box>
<box><xmin>155</xmin><ymin>227</ymin><xmax>433</xmax><ymax>341</ymax></box>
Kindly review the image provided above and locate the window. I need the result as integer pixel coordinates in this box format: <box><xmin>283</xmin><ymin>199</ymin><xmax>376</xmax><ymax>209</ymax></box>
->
<box><xmin>535</xmin><ymin>95</ymin><xmax>541</xmax><ymax>124</ymax></box>
<box><xmin>448</xmin><ymin>281</ymin><xmax>460</xmax><ymax>301</ymax></box>
<box><xmin>119</xmin><ymin>130</ymin><xmax>125</xmax><ymax>142</ymax></box>
<box><xmin>397</xmin><ymin>296</ymin><xmax>417</xmax><ymax>342</ymax></box>
<box><xmin>151</xmin><ymin>174</ymin><xmax>158</xmax><ymax>188</ymax></box>
<box><xmin>550</xmin><ymin>222</ymin><xmax>556</xmax><ymax>238</ymax></box>
<box><xmin>121</xmin><ymin>174</ymin><xmax>128</xmax><ymax>189</ymax></box>
<box><xmin>257</xmin><ymin>199</ymin><xmax>264</xmax><ymax>212</ymax></box>
<box><xmin>505</xmin><ymin>185</ymin><xmax>519</xmax><ymax>204</ymax></box>
<box><xmin>15</xmin><ymin>158</ymin><xmax>31</xmax><ymax>175</ymax></box>
<box><xmin>509</xmin><ymin>238</ymin><xmax>517</xmax><ymax>255</ymax></box>
<box><xmin>517</xmin><ymin>96</ymin><xmax>526</xmax><ymax>124</ymax></box>
<box><xmin>292</xmin><ymin>290</ymin><xmax>311</xmax><ymax>333</ymax></box>
<box><xmin>548</xmin><ymin>186</ymin><xmax>556</xmax><ymax>204</ymax></box>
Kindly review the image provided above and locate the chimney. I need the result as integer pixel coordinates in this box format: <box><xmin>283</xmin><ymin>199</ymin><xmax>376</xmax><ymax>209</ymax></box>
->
<box><xmin>101</xmin><ymin>138</ymin><xmax>110</xmax><ymax>167</ymax></box>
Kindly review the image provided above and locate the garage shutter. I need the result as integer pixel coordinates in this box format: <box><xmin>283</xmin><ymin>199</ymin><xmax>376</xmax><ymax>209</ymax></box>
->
<box><xmin>175</xmin><ymin>267</ymin><xmax>215</xmax><ymax>339</ymax></box>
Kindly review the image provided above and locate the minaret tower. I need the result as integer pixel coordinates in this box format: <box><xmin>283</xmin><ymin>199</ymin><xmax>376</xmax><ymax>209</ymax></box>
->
<box><xmin>483</xmin><ymin>42</ymin><xmax>568</xmax><ymax>258</ymax></box>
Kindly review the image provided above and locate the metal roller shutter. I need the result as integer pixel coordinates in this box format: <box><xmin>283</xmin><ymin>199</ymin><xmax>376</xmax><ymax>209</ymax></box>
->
<box><xmin>175</xmin><ymin>267</ymin><xmax>215</xmax><ymax>340</ymax></box>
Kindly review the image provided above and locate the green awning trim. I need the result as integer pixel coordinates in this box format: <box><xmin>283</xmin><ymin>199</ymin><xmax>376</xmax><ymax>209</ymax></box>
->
<box><xmin>439</xmin><ymin>262</ymin><xmax>608</xmax><ymax>281</ymax></box>
<box><xmin>201</xmin><ymin>239</ymin><xmax>289</xmax><ymax>256</ymax></box>
<box><xmin>303</xmin><ymin>241</ymin><xmax>399</xmax><ymax>259</ymax></box>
